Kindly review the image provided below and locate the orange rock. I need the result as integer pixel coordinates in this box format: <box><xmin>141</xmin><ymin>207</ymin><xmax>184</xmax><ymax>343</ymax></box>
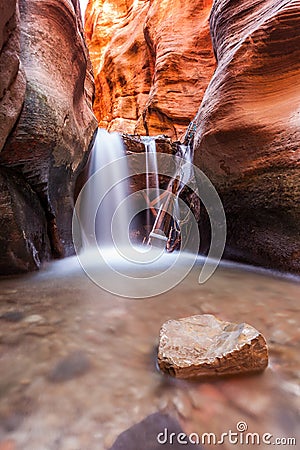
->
<box><xmin>194</xmin><ymin>0</ymin><xmax>300</xmax><ymax>273</ymax></box>
<box><xmin>0</xmin><ymin>440</ymin><xmax>15</xmax><ymax>450</ymax></box>
<box><xmin>85</xmin><ymin>0</ymin><xmax>215</xmax><ymax>139</ymax></box>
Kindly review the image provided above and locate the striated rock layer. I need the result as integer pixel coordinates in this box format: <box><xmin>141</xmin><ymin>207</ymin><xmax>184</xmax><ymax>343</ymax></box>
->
<box><xmin>85</xmin><ymin>0</ymin><xmax>215</xmax><ymax>139</ymax></box>
<box><xmin>158</xmin><ymin>315</ymin><xmax>268</xmax><ymax>379</ymax></box>
<box><xmin>0</xmin><ymin>0</ymin><xmax>97</xmax><ymax>274</ymax></box>
<box><xmin>0</xmin><ymin>0</ymin><xmax>26</xmax><ymax>152</ymax></box>
<box><xmin>194</xmin><ymin>0</ymin><xmax>300</xmax><ymax>273</ymax></box>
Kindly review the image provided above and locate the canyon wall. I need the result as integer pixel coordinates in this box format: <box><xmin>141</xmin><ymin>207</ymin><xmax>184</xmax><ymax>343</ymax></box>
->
<box><xmin>194</xmin><ymin>0</ymin><xmax>300</xmax><ymax>273</ymax></box>
<box><xmin>85</xmin><ymin>0</ymin><xmax>215</xmax><ymax>139</ymax></box>
<box><xmin>2</xmin><ymin>0</ymin><xmax>299</xmax><ymax>274</ymax></box>
<box><xmin>0</xmin><ymin>0</ymin><xmax>97</xmax><ymax>274</ymax></box>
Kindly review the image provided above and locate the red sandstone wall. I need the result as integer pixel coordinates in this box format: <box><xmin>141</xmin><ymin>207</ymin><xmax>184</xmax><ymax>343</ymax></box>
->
<box><xmin>85</xmin><ymin>0</ymin><xmax>215</xmax><ymax>139</ymax></box>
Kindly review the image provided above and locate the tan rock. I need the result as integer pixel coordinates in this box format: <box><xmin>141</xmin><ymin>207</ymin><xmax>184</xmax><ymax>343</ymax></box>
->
<box><xmin>194</xmin><ymin>0</ymin><xmax>300</xmax><ymax>273</ymax></box>
<box><xmin>85</xmin><ymin>0</ymin><xmax>215</xmax><ymax>139</ymax></box>
<box><xmin>158</xmin><ymin>314</ymin><xmax>268</xmax><ymax>379</ymax></box>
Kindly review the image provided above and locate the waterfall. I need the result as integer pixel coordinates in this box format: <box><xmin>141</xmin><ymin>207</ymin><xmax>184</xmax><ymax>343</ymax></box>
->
<box><xmin>140</xmin><ymin>139</ymin><xmax>195</xmax><ymax>251</ymax></box>
<box><xmin>72</xmin><ymin>131</ymin><xmax>208</xmax><ymax>297</ymax></box>
<box><xmin>78</xmin><ymin>128</ymin><xmax>131</xmax><ymax>249</ymax></box>
<box><xmin>164</xmin><ymin>142</ymin><xmax>194</xmax><ymax>251</ymax></box>
<box><xmin>141</xmin><ymin>137</ymin><xmax>160</xmax><ymax>235</ymax></box>
<box><xmin>76</xmin><ymin>131</ymin><xmax>195</xmax><ymax>254</ymax></box>
<box><xmin>71</xmin><ymin>129</ymin><xmax>225</xmax><ymax>297</ymax></box>
<box><xmin>177</xmin><ymin>143</ymin><xmax>194</xmax><ymax>195</ymax></box>
<box><xmin>142</xmin><ymin>136</ymin><xmax>160</xmax><ymax>203</ymax></box>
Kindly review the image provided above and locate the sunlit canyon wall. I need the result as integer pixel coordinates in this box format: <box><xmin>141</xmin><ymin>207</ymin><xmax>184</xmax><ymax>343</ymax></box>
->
<box><xmin>85</xmin><ymin>0</ymin><xmax>215</xmax><ymax>139</ymax></box>
<box><xmin>0</xmin><ymin>0</ymin><xmax>97</xmax><ymax>274</ymax></box>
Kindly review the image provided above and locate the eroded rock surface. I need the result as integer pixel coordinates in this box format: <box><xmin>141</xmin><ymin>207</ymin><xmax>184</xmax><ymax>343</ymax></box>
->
<box><xmin>158</xmin><ymin>315</ymin><xmax>268</xmax><ymax>379</ymax></box>
<box><xmin>85</xmin><ymin>0</ymin><xmax>215</xmax><ymax>139</ymax></box>
<box><xmin>0</xmin><ymin>0</ymin><xmax>26</xmax><ymax>152</ymax></box>
<box><xmin>194</xmin><ymin>0</ymin><xmax>300</xmax><ymax>273</ymax></box>
<box><xmin>0</xmin><ymin>0</ymin><xmax>97</xmax><ymax>274</ymax></box>
<box><xmin>0</xmin><ymin>169</ymin><xmax>50</xmax><ymax>275</ymax></box>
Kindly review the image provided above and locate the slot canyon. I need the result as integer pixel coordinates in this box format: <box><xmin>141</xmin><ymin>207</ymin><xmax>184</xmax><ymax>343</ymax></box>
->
<box><xmin>0</xmin><ymin>0</ymin><xmax>299</xmax><ymax>449</ymax></box>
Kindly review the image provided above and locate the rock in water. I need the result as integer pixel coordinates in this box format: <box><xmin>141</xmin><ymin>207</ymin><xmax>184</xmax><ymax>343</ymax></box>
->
<box><xmin>158</xmin><ymin>315</ymin><xmax>268</xmax><ymax>379</ymax></box>
<box><xmin>109</xmin><ymin>412</ymin><xmax>203</xmax><ymax>449</ymax></box>
<box><xmin>48</xmin><ymin>351</ymin><xmax>91</xmax><ymax>383</ymax></box>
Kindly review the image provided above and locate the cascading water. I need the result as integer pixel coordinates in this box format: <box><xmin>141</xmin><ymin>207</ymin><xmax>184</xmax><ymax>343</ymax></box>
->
<box><xmin>78</xmin><ymin>128</ymin><xmax>131</xmax><ymax>249</ymax></box>
<box><xmin>142</xmin><ymin>136</ymin><xmax>160</xmax><ymax>203</ymax></box>
<box><xmin>76</xmin><ymin>130</ymin><xmax>196</xmax><ymax>254</ymax></box>
<box><xmin>165</xmin><ymin>142</ymin><xmax>194</xmax><ymax>251</ymax></box>
<box><xmin>141</xmin><ymin>136</ymin><xmax>160</xmax><ymax>236</ymax></box>
<box><xmin>177</xmin><ymin>143</ymin><xmax>194</xmax><ymax>194</ymax></box>
<box><xmin>73</xmin><ymin>130</ymin><xmax>223</xmax><ymax>297</ymax></box>
<box><xmin>145</xmin><ymin>141</ymin><xmax>195</xmax><ymax>250</ymax></box>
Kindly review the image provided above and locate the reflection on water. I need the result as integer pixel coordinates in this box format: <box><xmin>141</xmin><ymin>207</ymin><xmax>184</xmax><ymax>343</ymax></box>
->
<box><xmin>0</xmin><ymin>255</ymin><xmax>299</xmax><ymax>449</ymax></box>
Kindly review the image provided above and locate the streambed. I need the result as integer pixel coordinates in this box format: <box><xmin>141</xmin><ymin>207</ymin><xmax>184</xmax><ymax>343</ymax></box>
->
<box><xmin>0</xmin><ymin>256</ymin><xmax>299</xmax><ymax>449</ymax></box>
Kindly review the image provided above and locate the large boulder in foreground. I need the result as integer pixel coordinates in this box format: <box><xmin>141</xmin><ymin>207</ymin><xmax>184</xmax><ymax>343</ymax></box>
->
<box><xmin>194</xmin><ymin>0</ymin><xmax>300</xmax><ymax>273</ymax></box>
<box><xmin>158</xmin><ymin>315</ymin><xmax>268</xmax><ymax>379</ymax></box>
<box><xmin>0</xmin><ymin>0</ymin><xmax>97</xmax><ymax>274</ymax></box>
<box><xmin>85</xmin><ymin>0</ymin><xmax>215</xmax><ymax>139</ymax></box>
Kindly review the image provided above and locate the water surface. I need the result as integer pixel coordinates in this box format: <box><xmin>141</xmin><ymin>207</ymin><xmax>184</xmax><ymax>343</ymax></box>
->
<box><xmin>0</xmin><ymin>256</ymin><xmax>299</xmax><ymax>449</ymax></box>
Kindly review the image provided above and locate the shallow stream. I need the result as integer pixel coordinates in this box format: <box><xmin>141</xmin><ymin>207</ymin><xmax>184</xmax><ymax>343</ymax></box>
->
<box><xmin>0</xmin><ymin>256</ymin><xmax>299</xmax><ymax>449</ymax></box>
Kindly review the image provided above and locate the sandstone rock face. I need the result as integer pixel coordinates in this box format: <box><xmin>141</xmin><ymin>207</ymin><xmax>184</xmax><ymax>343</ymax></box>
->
<box><xmin>0</xmin><ymin>169</ymin><xmax>50</xmax><ymax>274</ymax></box>
<box><xmin>0</xmin><ymin>0</ymin><xmax>26</xmax><ymax>152</ymax></box>
<box><xmin>158</xmin><ymin>315</ymin><xmax>268</xmax><ymax>379</ymax></box>
<box><xmin>0</xmin><ymin>0</ymin><xmax>97</xmax><ymax>274</ymax></box>
<box><xmin>85</xmin><ymin>0</ymin><xmax>215</xmax><ymax>139</ymax></box>
<box><xmin>194</xmin><ymin>0</ymin><xmax>300</xmax><ymax>273</ymax></box>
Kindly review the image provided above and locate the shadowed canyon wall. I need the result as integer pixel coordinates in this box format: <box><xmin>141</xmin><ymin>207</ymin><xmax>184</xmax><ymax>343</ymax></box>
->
<box><xmin>0</xmin><ymin>0</ymin><xmax>97</xmax><ymax>274</ymax></box>
<box><xmin>85</xmin><ymin>0</ymin><xmax>215</xmax><ymax>139</ymax></box>
<box><xmin>194</xmin><ymin>0</ymin><xmax>300</xmax><ymax>273</ymax></box>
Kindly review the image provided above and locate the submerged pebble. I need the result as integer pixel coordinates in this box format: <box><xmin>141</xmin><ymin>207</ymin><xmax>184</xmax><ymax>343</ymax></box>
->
<box><xmin>24</xmin><ymin>314</ymin><xmax>44</xmax><ymax>324</ymax></box>
<box><xmin>48</xmin><ymin>351</ymin><xmax>91</xmax><ymax>383</ymax></box>
<box><xmin>0</xmin><ymin>311</ymin><xmax>24</xmax><ymax>323</ymax></box>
